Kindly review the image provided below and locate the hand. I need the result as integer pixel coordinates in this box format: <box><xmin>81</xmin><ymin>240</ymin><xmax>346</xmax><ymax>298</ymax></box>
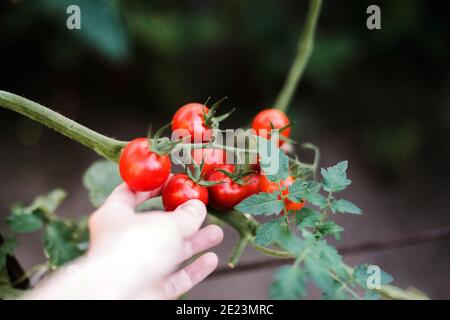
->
<box><xmin>25</xmin><ymin>183</ymin><xmax>223</xmax><ymax>300</ymax></box>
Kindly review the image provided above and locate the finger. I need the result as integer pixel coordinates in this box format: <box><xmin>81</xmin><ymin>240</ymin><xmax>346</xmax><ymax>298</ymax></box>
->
<box><xmin>103</xmin><ymin>183</ymin><xmax>148</xmax><ymax>209</ymax></box>
<box><xmin>104</xmin><ymin>180</ymin><xmax>170</xmax><ymax>209</ymax></box>
<box><xmin>181</xmin><ymin>225</ymin><xmax>223</xmax><ymax>262</ymax></box>
<box><xmin>170</xmin><ymin>200</ymin><xmax>207</xmax><ymax>238</ymax></box>
<box><xmin>163</xmin><ymin>252</ymin><xmax>218</xmax><ymax>299</ymax></box>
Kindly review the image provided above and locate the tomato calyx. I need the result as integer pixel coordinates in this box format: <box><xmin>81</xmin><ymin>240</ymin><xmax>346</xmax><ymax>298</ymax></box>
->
<box><xmin>215</xmin><ymin>165</ymin><xmax>257</xmax><ymax>186</ymax></box>
<box><xmin>184</xmin><ymin>156</ymin><xmax>223</xmax><ymax>187</ymax></box>
<box><xmin>203</xmin><ymin>97</ymin><xmax>235</xmax><ymax>130</ymax></box>
<box><xmin>147</xmin><ymin>122</ymin><xmax>183</xmax><ymax>156</ymax></box>
<box><xmin>269</xmin><ymin>121</ymin><xmax>295</xmax><ymax>145</ymax></box>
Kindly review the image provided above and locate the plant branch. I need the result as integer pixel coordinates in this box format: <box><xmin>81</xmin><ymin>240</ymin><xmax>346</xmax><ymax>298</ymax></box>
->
<box><xmin>0</xmin><ymin>91</ymin><xmax>128</xmax><ymax>162</ymax></box>
<box><xmin>0</xmin><ymin>90</ymin><xmax>432</xmax><ymax>300</ymax></box>
<box><xmin>274</xmin><ymin>0</ymin><xmax>322</xmax><ymax>112</ymax></box>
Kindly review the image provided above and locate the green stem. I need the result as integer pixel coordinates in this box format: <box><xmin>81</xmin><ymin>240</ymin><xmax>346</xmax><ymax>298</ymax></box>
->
<box><xmin>376</xmin><ymin>285</ymin><xmax>429</xmax><ymax>300</ymax></box>
<box><xmin>0</xmin><ymin>91</ymin><xmax>127</xmax><ymax>162</ymax></box>
<box><xmin>209</xmin><ymin>210</ymin><xmax>258</xmax><ymax>237</ymax></box>
<box><xmin>274</xmin><ymin>0</ymin><xmax>322</xmax><ymax>112</ymax></box>
<box><xmin>328</xmin><ymin>270</ymin><xmax>362</xmax><ymax>300</ymax></box>
<box><xmin>252</xmin><ymin>244</ymin><xmax>294</xmax><ymax>258</ymax></box>
<box><xmin>301</xmin><ymin>143</ymin><xmax>320</xmax><ymax>179</ymax></box>
<box><xmin>228</xmin><ymin>236</ymin><xmax>251</xmax><ymax>268</ymax></box>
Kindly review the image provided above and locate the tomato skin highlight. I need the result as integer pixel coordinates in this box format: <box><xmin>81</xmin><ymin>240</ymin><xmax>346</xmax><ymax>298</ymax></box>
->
<box><xmin>119</xmin><ymin>138</ymin><xmax>171</xmax><ymax>192</ymax></box>
<box><xmin>252</xmin><ymin>109</ymin><xmax>291</xmax><ymax>147</ymax></box>
<box><xmin>162</xmin><ymin>174</ymin><xmax>209</xmax><ymax>211</ymax></box>
<box><xmin>191</xmin><ymin>148</ymin><xmax>226</xmax><ymax>174</ymax></box>
<box><xmin>258</xmin><ymin>175</ymin><xmax>305</xmax><ymax>213</ymax></box>
<box><xmin>205</xmin><ymin>165</ymin><xmax>259</xmax><ymax>212</ymax></box>
<box><xmin>172</xmin><ymin>103</ymin><xmax>211</xmax><ymax>142</ymax></box>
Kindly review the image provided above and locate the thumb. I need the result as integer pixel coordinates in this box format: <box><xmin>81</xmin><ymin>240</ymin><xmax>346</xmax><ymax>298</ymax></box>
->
<box><xmin>170</xmin><ymin>200</ymin><xmax>207</xmax><ymax>238</ymax></box>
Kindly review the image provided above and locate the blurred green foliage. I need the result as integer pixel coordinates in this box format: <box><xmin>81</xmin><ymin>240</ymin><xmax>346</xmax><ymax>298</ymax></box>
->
<box><xmin>0</xmin><ymin>0</ymin><xmax>449</xmax><ymax>180</ymax></box>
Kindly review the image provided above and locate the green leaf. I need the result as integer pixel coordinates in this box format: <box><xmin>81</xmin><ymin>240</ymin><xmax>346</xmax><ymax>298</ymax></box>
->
<box><xmin>316</xmin><ymin>221</ymin><xmax>345</xmax><ymax>240</ymax></box>
<box><xmin>303</xmin><ymin>239</ymin><xmax>348</xmax><ymax>297</ymax></box>
<box><xmin>269</xmin><ymin>265</ymin><xmax>307</xmax><ymax>300</ymax></box>
<box><xmin>364</xmin><ymin>290</ymin><xmax>381</xmax><ymax>300</ymax></box>
<box><xmin>83</xmin><ymin>160</ymin><xmax>122</xmax><ymax>208</ymax></box>
<box><xmin>321</xmin><ymin>281</ymin><xmax>350</xmax><ymax>300</ymax></box>
<box><xmin>288</xmin><ymin>180</ymin><xmax>326</xmax><ymax>208</ymax></box>
<box><xmin>6</xmin><ymin>207</ymin><xmax>44</xmax><ymax>233</ymax></box>
<box><xmin>316</xmin><ymin>241</ymin><xmax>347</xmax><ymax>279</ymax></box>
<box><xmin>44</xmin><ymin>221</ymin><xmax>84</xmax><ymax>268</ymax></box>
<box><xmin>295</xmin><ymin>207</ymin><xmax>321</xmax><ymax>228</ymax></box>
<box><xmin>254</xmin><ymin>219</ymin><xmax>284</xmax><ymax>246</ymax></box>
<box><xmin>275</xmin><ymin>227</ymin><xmax>304</xmax><ymax>255</ymax></box>
<box><xmin>353</xmin><ymin>263</ymin><xmax>394</xmax><ymax>289</ymax></box>
<box><xmin>304</xmin><ymin>257</ymin><xmax>334</xmax><ymax>294</ymax></box>
<box><xmin>234</xmin><ymin>192</ymin><xmax>283</xmax><ymax>216</ymax></box>
<box><xmin>28</xmin><ymin>189</ymin><xmax>67</xmax><ymax>214</ymax></box>
<box><xmin>6</xmin><ymin>189</ymin><xmax>67</xmax><ymax>233</ymax></box>
<box><xmin>331</xmin><ymin>199</ymin><xmax>362</xmax><ymax>214</ymax></box>
<box><xmin>0</xmin><ymin>237</ymin><xmax>19</xmax><ymax>255</ymax></box>
<box><xmin>321</xmin><ymin>161</ymin><xmax>351</xmax><ymax>192</ymax></box>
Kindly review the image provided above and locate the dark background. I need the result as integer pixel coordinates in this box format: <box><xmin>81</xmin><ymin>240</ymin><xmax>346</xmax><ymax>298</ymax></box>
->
<box><xmin>1</xmin><ymin>0</ymin><xmax>449</xmax><ymax>299</ymax></box>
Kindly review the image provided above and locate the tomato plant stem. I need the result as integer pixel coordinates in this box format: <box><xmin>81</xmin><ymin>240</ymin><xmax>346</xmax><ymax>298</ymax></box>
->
<box><xmin>0</xmin><ymin>91</ymin><xmax>127</xmax><ymax>162</ymax></box>
<box><xmin>228</xmin><ymin>236</ymin><xmax>251</xmax><ymax>268</ymax></box>
<box><xmin>252</xmin><ymin>244</ymin><xmax>294</xmax><ymax>258</ymax></box>
<box><xmin>274</xmin><ymin>0</ymin><xmax>322</xmax><ymax>112</ymax></box>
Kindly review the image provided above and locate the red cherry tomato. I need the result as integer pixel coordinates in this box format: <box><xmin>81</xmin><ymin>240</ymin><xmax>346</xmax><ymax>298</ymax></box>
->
<box><xmin>191</xmin><ymin>148</ymin><xmax>226</xmax><ymax>174</ymax></box>
<box><xmin>205</xmin><ymin>165</ymin><xmax>259</xmax><ymax>212</ymax></box>
<box><xmin>119</xmin><ymin>138</ymin><xmax>171</xmax><ymax>192</ymax></box>
<box><xmin>162</xmin><ymin>173</ymin><xmax>209</xmax><ymax>211</ymax></box>
<box><xmin>252</xmin><ymin>109</ymin><xmax>291</xmax><ymax>147</ymax></box>
<box><xmin>258</xmin><ymin>175</ymin><xmax>305</xmax><ymax>212</ymax></box>
<box><xmin>172</xmin><ymin>103</ymin><xmax>211</xmax><ymax>142</ymax></box>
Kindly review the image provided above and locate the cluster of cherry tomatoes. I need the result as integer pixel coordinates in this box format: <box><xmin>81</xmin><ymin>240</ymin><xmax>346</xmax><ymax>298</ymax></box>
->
<box><xmin>119</xmin><ymin>102</ymin><xmax>304</xmax><ymax>213</ymax></box>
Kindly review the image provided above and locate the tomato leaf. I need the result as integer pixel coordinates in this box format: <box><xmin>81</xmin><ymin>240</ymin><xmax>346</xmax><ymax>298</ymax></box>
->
<box><xmin>0</xmin><ymin>237</ymin><xmax>19</xmax><ymax>256</ymax></box>
<box><xmin>44</xmin><ymin>221</ymin><xmax>84</xmax><ymax>268</ymax></box>
<box><xmin>6</xmin><ymin>189</ymin><xmax>67</xmax><ymax>233</ymax></box>
<box><xmin>295</xmin><ymin>207</ymin><xmax>321</xmax><ymax>228</ymax></box>
<box><xmin>364</xmin><ymin>290</ymin><xmax>381</xmax><ymax>300</ymax></box>
<box><xmin>269</xmin><ymin>265</ymin><xmax>307</xmax><ymax>300</ymax></box>
<box><xmin>28</xmin><ymin>189</ymin><xmax>67</xmax><ymax>214</ymax></box>
<box><xmin>6</xmin><ymin>206</ymin><xmax>44</xmax><ymax>233</ymax></box>
<box><xmin>254</xmin><ymin>218</ymin><xmax>285</xmax><ymax>246</ymax></box>
<box><xmin>275</xmin><ymin>226</ymin><xmax>304</xmax><ymax>255</ymax></box>
<box><xmin>83</xmin><ymin>160</ymin><xmax>122</xmax><ymax>207</ymax></box>
<box><xmin>288</xmin><ymin>180</ymin><xmax>326</xmax><ymax>207</ymax></box>
<box><xmin>321</xmin><ymin>161</ymin><xmax>351</xmax><ymax>192</ymax></box>
<box><xmin>331</xmin><ymin>199</ymin><xmax>362</xmax><ymax>214</ymax></box>
<box><xmin>234</xmin><ymin>192</ymin><xmax>283</xmax><ymax>216</ymax></box>
<box><xmin>316</xmin><ymin>221</ymin><xmax>344</xmax><ymax>240</ymax></box>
